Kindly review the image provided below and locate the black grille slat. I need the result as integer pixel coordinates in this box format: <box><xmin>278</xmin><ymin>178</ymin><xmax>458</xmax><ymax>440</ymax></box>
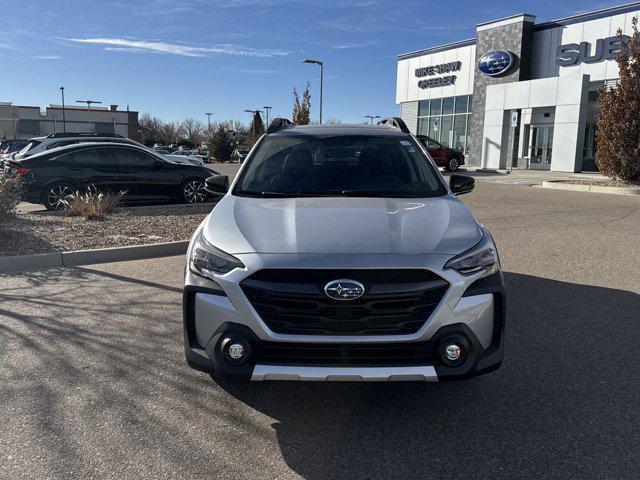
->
<box><xmin>252</xmin><ymin>340</ymin><xmax>439</xmax><ymax>365</ymax></box>
<box><xmin>241</xmin><ymin>269</ymin><xmax>449</xmax><ymax>336</ymax></box>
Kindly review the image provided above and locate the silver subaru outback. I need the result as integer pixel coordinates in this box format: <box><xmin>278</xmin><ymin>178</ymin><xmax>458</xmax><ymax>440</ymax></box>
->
<box><xmin>183</xmin><ymin>118</ymin><xmax>505</xmax><ymax>382</ymax></box>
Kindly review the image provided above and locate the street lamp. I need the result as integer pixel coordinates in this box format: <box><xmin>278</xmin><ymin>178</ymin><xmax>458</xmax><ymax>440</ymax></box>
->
<box><xmin>76</xmin><ymin>99</ymin><xmax>102</xmax><ymax>132</ymax></box>
<box><xmin>205</xmin><ymin>112</ymin><xmax>213</xmax><ymax>129</ymax></box>
<box><xmin>365</xmin><ymin>115</ymin><xmax>381</xmax><ymax>125</ymax></box>
<box><xmin>59</xmin><ymin>86</ymin><xmax>66</xmax><ymax>133</ymax></box>
<box><xmin>263</xmin><ymin>106</ymin><xmax>272</xmax><ymax>128</ymax></box>
<box><xmin>244</xmin><ymin>109</ymin><xmax>264</xmax><ymax>135</ymax></box>
<box><xmin>302</xmin><ymin>59</ymin><xmax>323</xmax><ymax>124</ymax></box>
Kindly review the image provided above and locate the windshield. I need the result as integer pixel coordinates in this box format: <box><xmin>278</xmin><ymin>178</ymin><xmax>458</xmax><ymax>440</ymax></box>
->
<box><xmin>18</xmin><ymin>140</ymin><xmax>41</xmax><ymax>155</ymax></box>
<box><xmin>234</xmin><ymin>135</ymin><xmax>445</xmax><ymax>198</ymax></box>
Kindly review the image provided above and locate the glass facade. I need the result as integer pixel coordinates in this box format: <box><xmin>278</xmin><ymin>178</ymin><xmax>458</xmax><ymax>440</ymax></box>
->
<box><xmin>417</xmin><ymin>95</ymin><xmax>472</xmax><ymax>153</ymax></box>
<box><xmin>582</xmin><ymin>123</ymin><xmax>597</xmax><ymax>159</ymax></box>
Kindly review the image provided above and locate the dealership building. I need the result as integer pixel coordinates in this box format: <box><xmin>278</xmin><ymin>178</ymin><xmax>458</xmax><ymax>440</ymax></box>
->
<box><xmin>396</xmin><ymin>2</ymin><xmax>640</xmax><ymax>172</ymax></box>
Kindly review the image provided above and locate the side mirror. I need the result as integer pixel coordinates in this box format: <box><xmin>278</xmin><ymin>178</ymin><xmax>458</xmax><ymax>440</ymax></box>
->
<box><xmin>449</xmin><ymin>174</ymin><xmax>475</xmax><ymax>195</ymax></box>
<box><xmin>205</xmin><ymin>175</ymin><xmax>229</xmax><ymax>195</ymax></box>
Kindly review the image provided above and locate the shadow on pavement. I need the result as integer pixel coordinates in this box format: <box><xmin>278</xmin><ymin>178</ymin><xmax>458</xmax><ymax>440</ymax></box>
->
<box><xmin>1</xmin><ymin>267</ymin><xmax>638</xmax><ymax>478</ymax></box>
<box><xmin>219</xmin><ymin>272</ymin><xmax>640</xmax><ymax>479</ymax></box>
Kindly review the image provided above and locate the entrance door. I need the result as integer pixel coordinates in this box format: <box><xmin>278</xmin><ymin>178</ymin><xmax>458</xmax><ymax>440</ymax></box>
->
<box><xmin>529</xmin><ymin>125</ymin><xmax>554</xmax><ymax>170</ymax></box>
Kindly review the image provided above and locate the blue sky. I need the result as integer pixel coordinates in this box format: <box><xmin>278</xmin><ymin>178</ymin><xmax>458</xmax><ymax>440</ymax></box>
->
<box><xmin>0</xmin><ymin>0</ymin><xmax>616</xmax><ymax>124</ymax></box>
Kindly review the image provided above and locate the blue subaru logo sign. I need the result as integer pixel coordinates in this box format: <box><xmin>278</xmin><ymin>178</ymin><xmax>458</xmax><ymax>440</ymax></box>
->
<box><xmin>477</xmin><ymin>50</ymin><xmax>515</xmax><ymax>77</ymax></box>
<box><xmin>324</xmin><ymin>279</ymin><xmax>365</xmax><ymax>301</ymax></box>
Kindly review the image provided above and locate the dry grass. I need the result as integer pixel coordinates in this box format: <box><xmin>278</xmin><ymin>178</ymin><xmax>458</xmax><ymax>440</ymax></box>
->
<box><xmin>0</xmin><ymin>175</ymin><xmax>24</xmax><ymax>222</ymax></box>
<box><xmin>64</xmin><ymin>186</ymin><xmax>125</xmax><ymax>221</ymax></box>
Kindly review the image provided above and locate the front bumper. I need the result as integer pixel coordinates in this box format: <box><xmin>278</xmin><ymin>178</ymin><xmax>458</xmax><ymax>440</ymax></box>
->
<box><xmin>183</xmin><ymin>254</ymin><xmax>506</xmax><ymax>382</ymax></box>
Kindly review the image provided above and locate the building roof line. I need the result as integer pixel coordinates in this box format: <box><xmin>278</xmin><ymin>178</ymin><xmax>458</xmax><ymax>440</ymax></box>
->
<box><xmin>397</xmin><ymin>38</ymin><xmax>476</xmax><ymax>61</ymax></box>
<box><xmin>535</xmin><ymin>1</ymin><xmax>640</xmax><ymax>30</ymax></box>
<box><xmin>476</xmin><ymin>13</ymin><xmax>535</xmax><ymax>28</ymax></box>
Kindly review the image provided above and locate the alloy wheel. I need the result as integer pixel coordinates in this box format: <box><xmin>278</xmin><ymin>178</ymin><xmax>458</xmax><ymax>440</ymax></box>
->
<box><xmin>183</xmin><ymin>180</ymin><xmax>207</xmax><ymax>203</ymax></box>
<box><xmin>47</xmin><ymin>185</ymin><xmax>74</xmax><ymax>210</ymax></box>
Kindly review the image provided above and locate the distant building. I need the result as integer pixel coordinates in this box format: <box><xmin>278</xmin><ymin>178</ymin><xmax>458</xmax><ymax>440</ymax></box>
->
<box><xmin>0</xmin><ymin>103</ymin><xmax>141</xmax><ymax>141</ymax></box>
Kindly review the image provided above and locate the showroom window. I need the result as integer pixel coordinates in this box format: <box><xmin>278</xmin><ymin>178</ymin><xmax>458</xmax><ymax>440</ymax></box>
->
<box><xmin>583</xmin><ymin>123</ymin><xmax>597</xmax><ymax>159</ymax></box>
<box><xmin>417</xmin><ymin>95</ymin><xmax>472</xmax><ymax>154</ymax></box>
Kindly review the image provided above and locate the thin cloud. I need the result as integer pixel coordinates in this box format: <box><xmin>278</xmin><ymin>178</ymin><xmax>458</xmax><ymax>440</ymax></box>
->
<box><xmin>33</xmin><ymin>55</ymin><xmax>61</xmax><ymax>60</ymax></box>
<box><xmin>62</xmin><ymin>37</ymin><xmax>291</xmax><ymax>58</ymax></box>
<box><xmin>333</xmin><ymin>40</ymin><xmax>378</xmax><ymax>49</ymax></box>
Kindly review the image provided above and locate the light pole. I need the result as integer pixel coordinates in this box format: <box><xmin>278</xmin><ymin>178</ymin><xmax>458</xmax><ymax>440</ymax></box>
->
<box><xmin>263</xmin><ymin>106</ymin><xmax>272</xmax><ymax>128</ymax></box>
<box><xmin>365</xmin><ymin>115</ymin><xmax>381</xmax><ymax>125</ymax></box>
<box><xmin>302</xmin><ymin>59</ymin><xmax>323</xmax><ymax>124</ymax></box>
<box><xmin>59</xmin><ymin>86</ymin><xmax>66</xmax><ymax>133</ymax></box>
<box><xmin>76</xmin><ymin>99</ymin><xmax>102</xmax><ymax>132</ymax></box>
<box><xmin>244</xmin><ymin>109</ymin><xmax>264</xmax><ymax>136</ymax></box>
<box><xmin>205</xmin><ymin>112</ymin><xmax>213</xmax><ymax>130</ymax></box>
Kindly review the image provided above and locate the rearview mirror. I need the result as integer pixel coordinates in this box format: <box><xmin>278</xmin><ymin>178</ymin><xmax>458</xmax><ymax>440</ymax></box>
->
<box><xmin>449</xmin><ymin>174</ymin><xmax>475</xmax><ymax>195</ymax></box>
<box><xmin>205</xmin><ymin>175</ymin><xmax>229</xmax><ymax>195</ymax></box>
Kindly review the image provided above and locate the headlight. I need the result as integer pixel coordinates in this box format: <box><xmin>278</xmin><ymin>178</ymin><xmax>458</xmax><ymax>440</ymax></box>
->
<box><xmin>189</xmin><ymin>229</ymin><xmax>244</xmax><ymax>279</ymax></box>
<box><xmin>444</xmin><ymin>230</ymin><xmax>500</xmax><ymax>278</ymax></box>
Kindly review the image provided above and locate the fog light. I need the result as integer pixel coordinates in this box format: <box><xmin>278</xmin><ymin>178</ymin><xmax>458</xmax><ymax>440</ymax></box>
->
<box><xmin>228</xmin><ymin>343</ymin><xmax>245</xmax><ymax>360</ymax></box>
<box><xmin>444</xmin><ymin>343</ymin><xmax>462</xmax><ymax>361</ymax></box>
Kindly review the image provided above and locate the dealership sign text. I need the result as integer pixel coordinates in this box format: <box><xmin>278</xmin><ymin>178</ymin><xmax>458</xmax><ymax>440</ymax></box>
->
<box><xmin>415</xmin><ymin>61</ymin><xmax>461</xmax><ymax>89</ymax></box>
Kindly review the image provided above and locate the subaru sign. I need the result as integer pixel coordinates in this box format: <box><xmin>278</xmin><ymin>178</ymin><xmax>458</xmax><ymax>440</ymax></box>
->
<box><xmin>477</xmin><ymin>50</ymin><xmax>515</xmax><ymax>77</ymax></box>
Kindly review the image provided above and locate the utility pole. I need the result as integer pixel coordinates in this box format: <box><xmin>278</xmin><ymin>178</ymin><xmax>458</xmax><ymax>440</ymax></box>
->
<box><xmin>59</xmin><ymin>86</ymin><xmax>66</xmax><ymax>132</ymax></box>
<box><xmin>302</xmin><ymin>59</ymin><xmax>324</xmax><ymax>123</ymax></box>
<box><xmin>263</xmin><ymin>106</ymin><xmax>272</xmax><ymax>128</ymax></box>
<box><xmin>76</xmin><ymin>99</ymin><xmax>102</xmax><ymax>132</ymax></box>
<box><xmin>205</xmin><ymin>112</ymin><xmax>213</xmax><ymax>130</ymax></box>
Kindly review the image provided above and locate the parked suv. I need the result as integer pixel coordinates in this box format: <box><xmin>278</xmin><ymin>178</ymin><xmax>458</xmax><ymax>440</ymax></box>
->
<box><xmin>5</xmin><ymin>143</ymin><xmax>217</xmax><ymax>210</ymax></box>
<box><xmin>416</xmin><ymin>135</ymin><xmax>465</xmax><ymax>172</ymax></box>
<box><xmin>183</xmin><ymin>118</ymin><xmax>505</xmax><ymax>382</ymax></box>
<box><xmin>12</xmin><ymin>132</ymin><xmax>144</xmax><ymax>160</ymax></box>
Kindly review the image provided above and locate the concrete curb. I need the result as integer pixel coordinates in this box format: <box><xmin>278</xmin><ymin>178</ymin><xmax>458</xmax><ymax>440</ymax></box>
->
<box><xmin>541</xmin><ymin>180</ymin><xmax>640</xmax><ymax>196</ymax></box>
<box><xmin>0</xmin><ymin>240</ymin><xmax>189</xmax><ymax>274</ymax></box>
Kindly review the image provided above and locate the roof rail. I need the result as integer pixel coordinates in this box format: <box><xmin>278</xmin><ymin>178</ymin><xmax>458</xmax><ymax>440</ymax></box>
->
<box><xmin>45</xmin><ymin>132</ymin><xmax>125</xmax><ymax>139</ymax></box>
<box><xmin>377</xmin><ymin>117</ymin><xmax>410</xmax><ymax>134</ymax></box>
<box><xmin>267</xmin><ymin>118</ymin><xmax>295</xmax><ymax>134</ymax></box>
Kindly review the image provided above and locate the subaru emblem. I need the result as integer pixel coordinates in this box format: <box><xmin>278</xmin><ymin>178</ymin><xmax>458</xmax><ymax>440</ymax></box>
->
<box><xmin>477</xmin><ymin>50</ymin><xmax>515</xmax><ymax>77</ymax></box>
<box><xmin>324</xmin><ymin>279</ymin><xmax>365</xmax><ymax>301</ymax></box>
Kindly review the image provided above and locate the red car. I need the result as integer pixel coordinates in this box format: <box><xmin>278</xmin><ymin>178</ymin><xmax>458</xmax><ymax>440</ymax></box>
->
<box><xmin>417</xmin><ymin>135</ymin><xmax>465</xmax><ymax>172</ymax></box>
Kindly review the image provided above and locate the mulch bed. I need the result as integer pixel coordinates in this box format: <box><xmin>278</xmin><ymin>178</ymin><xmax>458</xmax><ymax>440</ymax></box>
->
<box><xmin>0</xmin><ymin>203</ymin><xmax>213</xmax><ymax>257</ymax></box>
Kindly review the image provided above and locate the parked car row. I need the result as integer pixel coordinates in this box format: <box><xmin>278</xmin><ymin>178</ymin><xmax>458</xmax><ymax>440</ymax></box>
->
<box><xmin>3</xmin><ymin>141</ymin><xmax>219</xmax><ymax>210</ymax></box>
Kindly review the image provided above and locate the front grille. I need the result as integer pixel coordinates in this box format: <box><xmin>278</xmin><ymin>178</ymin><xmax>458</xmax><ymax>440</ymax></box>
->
<box><xmin>252</xmin><ymin>340</ymin><xmax>439</xmax><ymax>366</ymax></box>
<box><xmin>240</xmin><ymin>269</ymin><xmax>449</xmax><ymax>336</ymax></box>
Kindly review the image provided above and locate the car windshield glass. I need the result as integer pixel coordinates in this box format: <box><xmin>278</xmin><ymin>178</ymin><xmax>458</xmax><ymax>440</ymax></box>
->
<box><xmin>234</xmin><ymin>135</ymin><xmax>445</xmax><ymax>198</ymax></box>
<box><xmin>18</xmin><ymin>140</ymin><xmax>41</xmax><ymax>155</ymax></box>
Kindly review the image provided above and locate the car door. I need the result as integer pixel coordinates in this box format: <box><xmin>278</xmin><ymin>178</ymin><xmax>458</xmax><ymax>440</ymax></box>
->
<box><xmin>110</xmin><ymin>147</ymin><xmax>175</xmax><ymax>199</ymax></box>
<box><xmin>65</xmin><ymin>147</ymin><xmax>118</xmax><ymax>192</ymax></box>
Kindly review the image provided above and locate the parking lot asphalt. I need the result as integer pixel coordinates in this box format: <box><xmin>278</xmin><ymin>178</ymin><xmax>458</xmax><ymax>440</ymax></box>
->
<box><xmin>2</xmin><ymin>182</ymin><xmax>639</xmax><ymax>479</ymax></box>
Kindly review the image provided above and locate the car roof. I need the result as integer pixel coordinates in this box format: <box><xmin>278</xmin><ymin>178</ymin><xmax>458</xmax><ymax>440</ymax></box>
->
<box><xmin>268</xmin><ymin>124</ymin><xmax>411</xmax><ymax>138</ymax></box>
<box><xmin>27</xmin><ymin>141</ymin><xmax>152</xmax><ymax>159</ymax></box>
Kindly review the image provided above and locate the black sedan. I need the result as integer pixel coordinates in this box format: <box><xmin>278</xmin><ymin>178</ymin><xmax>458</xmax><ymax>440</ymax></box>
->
<box><xmin>3</xmin><ymin>142</ymin><xmax>219</xmax><ymax>210</ymax></box>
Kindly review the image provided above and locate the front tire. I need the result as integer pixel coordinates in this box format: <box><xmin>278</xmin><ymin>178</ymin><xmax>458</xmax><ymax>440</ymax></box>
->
<box><xmin>42</xmin><ymin>182</ymin><xmax>75</xmax><ymax>211</ymax></box>
<box><xmin>445</xmin><ymin>156</ymin><xmax>460</xmax><ymax>172</ymax></box>
<box><xmin>180</xmin><ymin>178</ymin><xmax>208</xmax><ymax>204</ymax></box>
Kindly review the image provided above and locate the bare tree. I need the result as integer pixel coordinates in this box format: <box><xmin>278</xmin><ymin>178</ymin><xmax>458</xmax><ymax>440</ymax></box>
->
<box><xmin>139</xmin><ymin>113</ymin><xmax>165</xmax><ymax>144</ymax></box>
<box><xmin>161</xmin><ymin>121</ymin><xmax>182</xmax><ymax>146</ymax></box>
<box><xmin>180</xmin><ymin>118</ymin><xmax>206</xmax><ymax>146</ymax></box>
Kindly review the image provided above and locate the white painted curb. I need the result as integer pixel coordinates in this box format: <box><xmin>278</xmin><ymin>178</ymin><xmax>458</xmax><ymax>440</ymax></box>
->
<box><xmin>541</xmin><ymin>180</ymin><xmax>640</xmax><ymax>196</ymax></box>
<box><xmin>0</xmin><ymin>240</ymin><xmax>189</xmax><ymax>274</ymax></box>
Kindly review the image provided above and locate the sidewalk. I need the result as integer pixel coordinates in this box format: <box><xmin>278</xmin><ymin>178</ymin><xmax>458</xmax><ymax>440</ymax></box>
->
<box><xmin>449</xmin><ymin>167</ymin><xmax>606</xmax><ymax>185</ymax></box>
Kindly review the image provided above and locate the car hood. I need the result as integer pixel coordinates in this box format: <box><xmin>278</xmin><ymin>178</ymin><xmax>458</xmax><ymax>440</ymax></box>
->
<box><xmin>202</xmin><ymin>195</ymin><xmax>482</xmax><ymax>255</ymax></box>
